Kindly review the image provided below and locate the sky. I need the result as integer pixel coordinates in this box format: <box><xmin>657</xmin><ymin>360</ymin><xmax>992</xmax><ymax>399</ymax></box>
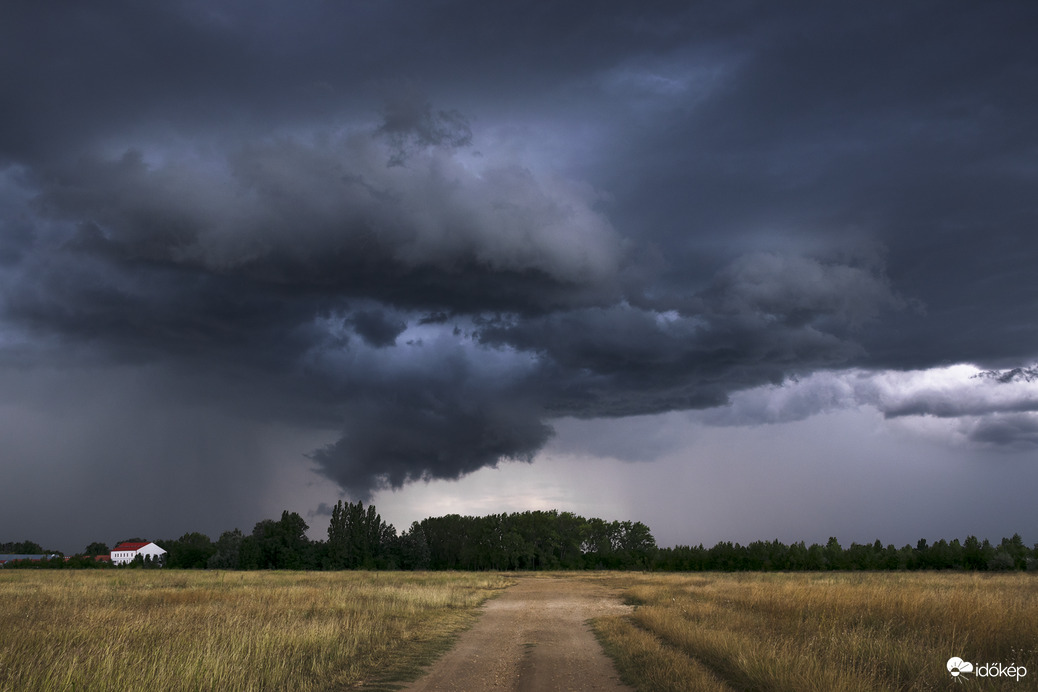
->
<box><xmin>2</xmin><ymin>1</ymin><xmax>1037</xmax><ymax>554</ymax></box>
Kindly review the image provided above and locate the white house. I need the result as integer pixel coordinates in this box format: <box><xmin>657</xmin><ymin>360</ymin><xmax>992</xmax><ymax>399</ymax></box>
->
<box><xmin>111</xmin><ymin>541</ymin><xmax>166</xmax><ymax>565</ymax></box>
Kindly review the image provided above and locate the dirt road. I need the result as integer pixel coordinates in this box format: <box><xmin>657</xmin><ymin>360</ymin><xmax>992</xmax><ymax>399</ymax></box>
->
<box><xmin>401</xmin><ymin>576</ymin><xmax>635</xmax><ymax>692</ymax></box>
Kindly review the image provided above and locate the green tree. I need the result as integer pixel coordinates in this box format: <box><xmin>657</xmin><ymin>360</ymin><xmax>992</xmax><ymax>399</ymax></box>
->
<box><xmin>207</xmin><ymin>529</ymin><xmax>244</xmax><ymax>569</ymax></box>
<box><xmin>163</xmin><ymin>532</ymin><xmax>215</xmax><ymax>569</ymax></box>
<box><xmin>989</xmin><ymin>551</ymin><xmax>1016</xmax><ymax>571</ymax></box>
<box><xmin>805</xmin><ymin>543</ymin><xmax>827</xmax><ymax>570</ymax></box>
<box><xmin>556</xmin><ymin>512</ymin><xmax>587</xmax><ymax>569</ymax></box>
<box><xmin>617</xmin><ymin>521</ymin><xmax>657</xmax><ymax>569</ymax></box>
<box><xmin>250</xmin><ymin>512</ymin><xmax>311</xmax><ymax>569</ymax></box>
<box><xmin>238</xmin><ymin>533</ymin><xmax>261</xmax><ymax>570</ymax></box>
<box><xmin>963</xmin><ymin>535</ymin><xmax>984</xmax><ymax>569</ymax></box>
<box><xmin>824</xmin><ymin>537</ymin><xmax>844</xmax><ymax>570</ymax></box>
<box><xmin>325</xmin><ymin>500</ymin><xmax>396</xmax><ymax>569</ymax></box>
<box><xmin>397</xmin><ymin>521</ymin><xmax>431</xmax><ymax>570</ymax></box>
<box><xmin>0</xmin><ymin>540</ymin><xmax>45</xmax><ymax>554</ymax></box>
<box><xmin>84</xmin><ymin>542</ymin><xmax>109</xmax><ymax>557</ymax></box>
<box><xmin>999</xmin><ymin>534</ymin><xmax>1027</xmax><ymax>570</ymax></box>
<box><xmin>582</xmin><ymin>518</ymin><xmax>615</xmax><ymax>569</ymax></box>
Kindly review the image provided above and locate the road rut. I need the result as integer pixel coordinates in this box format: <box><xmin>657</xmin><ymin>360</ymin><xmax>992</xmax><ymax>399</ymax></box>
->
<box><xmin>401</xmin><ymin>576</ymin><xmax>635</xmax><ymax>692</ymax></box>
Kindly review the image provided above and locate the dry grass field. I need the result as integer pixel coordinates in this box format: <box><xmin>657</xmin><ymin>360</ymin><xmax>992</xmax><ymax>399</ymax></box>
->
<box><xmin>0</xmin><ymin>570</ymin><xmax>513</xmax><ymax>691</ymax></box>
<box><xmin>591</xmin><ymin>572</ymin><xmax>1038</xmax><ymax>691</ymax></box>
<box><xmin>4</xmin><ymin>570</ymin><xmax>1036</xmax><ymax>691</ymax></box>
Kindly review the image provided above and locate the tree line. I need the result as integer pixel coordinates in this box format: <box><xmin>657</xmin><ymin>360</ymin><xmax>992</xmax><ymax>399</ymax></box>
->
<box><xmin>0</xmin><ymin>540</ymin><xmax>59</xmax><ymax>554</ymax></box>
<box><xmin>0</xmin><ymin>504</ymin><xmax>657</xmax><ymax>571</ymax></box>
<box><xmin>4</xmin><ymin>508</ymin><xmax>1038</xmax><ymax>572</ymax></box>
<box><xmin>179</xmin><ymin>504</ymin><xmax>658</xmax><ymax>571</ymax></box>
<box><xmin>654</xmin><ymin>535</ymin><xmax>1038</xmax><ymax>572</ymax></box>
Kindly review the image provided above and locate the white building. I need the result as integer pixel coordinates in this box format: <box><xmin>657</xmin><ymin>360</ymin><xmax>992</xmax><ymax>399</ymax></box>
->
<box><xmin>110</xmin><ymin>541</ymin><xmax>166</xmax><ymax>565</ymax></box>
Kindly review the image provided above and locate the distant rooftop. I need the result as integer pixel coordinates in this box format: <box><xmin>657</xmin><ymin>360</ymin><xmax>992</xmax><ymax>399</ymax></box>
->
<box><xmin>112</xmin><ymin>542</ymin><xmax>151</xmax><ymax>551</ymax></box>
<box><xmin>0</xmin><ymin>554</ymin><xmax>59</xmax><ymax>564</ymax></box>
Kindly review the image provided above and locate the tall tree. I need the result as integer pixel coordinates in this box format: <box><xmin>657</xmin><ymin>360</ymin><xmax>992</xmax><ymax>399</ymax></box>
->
<box><xmin>250</xmin><ymin>512</ymin><xmax>311</xmax><ymax>569</ymax></box>
<box><xmin>207</xmin><ymin>529</ymin><xmax>244</xmax><ymax>569</ymax></box>
<box><xmin>162</xmin><ymin>532</ymin><xmax>215</xmax><ymax>569</ymax></box>
<box><xmin>397</xmin><ymin>521</ymin><xmax>431</xmax><ymax>570</ymax></box>
<box><xmin>84</xmin><ymin>542</ymin><xmax>109</xmax><ymax>556</ymax></box>
<box><xmin>326</xmin><ymin>500</ymin><xmax>396</xmax><ymax>569</ymax></box>
<box><xmin>1</xmin><ymin>540</ymin><xmax>45</xmax><ymax>554</ymax></box>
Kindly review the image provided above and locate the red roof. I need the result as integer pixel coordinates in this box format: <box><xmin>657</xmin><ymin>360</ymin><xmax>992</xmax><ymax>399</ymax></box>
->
<box><xmin>113</xmin><ymin>542</ymin><xmax>150</xmax><ymax>551</ymax></box>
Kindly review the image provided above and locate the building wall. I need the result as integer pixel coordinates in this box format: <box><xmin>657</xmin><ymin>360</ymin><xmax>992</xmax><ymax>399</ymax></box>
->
<box><xmin>111</xmin><ymin>550</ymin><xmax>136</xmax><ymax>565</ymax></box>
<box><xmin>137</xmin><ymin>544</ymin><xmax>166</xmax><ymax>561</ymax></box>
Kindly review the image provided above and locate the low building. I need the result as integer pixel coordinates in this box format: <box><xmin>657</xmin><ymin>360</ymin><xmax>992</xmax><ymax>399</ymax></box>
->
<box><xmin>0</xmin><ymin>554</ymin><xmax>59</xmax><ymax>567</ymax></box>
<box><xmin>111</xmin><ymin>541</ymin><xmax>166</xmax><ymax>565</ymax></box>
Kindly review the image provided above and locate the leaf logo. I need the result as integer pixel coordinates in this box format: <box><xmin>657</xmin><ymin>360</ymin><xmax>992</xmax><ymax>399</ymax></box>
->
<box><xmin>947</xmin><ymin>657</ymin><xmax>974</xmax><ymax>678</ymax></box>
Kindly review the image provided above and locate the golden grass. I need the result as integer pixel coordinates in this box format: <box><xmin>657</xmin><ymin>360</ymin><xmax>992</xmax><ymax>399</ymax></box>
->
<box><xmin>593</xmin><ymin>615</ymin><xmax>730</xmax><ymax>692</ymax></box>
<box><xmin>591</xmin><ymin>572</ymin><xmax>1038</xmax><ymax>692</ymax></box>
<box><xmin>0</xmin><ymin>570</ymin><xmax>513</xmax><ymax>691</ymax></box>
<box><xmin>7</xmin><ymin>570</ymin><xmax>1035</xmax><ymax>691</ymax></box>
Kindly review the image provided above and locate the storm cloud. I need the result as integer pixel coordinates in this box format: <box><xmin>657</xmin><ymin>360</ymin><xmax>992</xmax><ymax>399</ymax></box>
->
<box><xmin>2</xmin><ymin>1</ymin><xmax>1037</xmax><ymax>546</ymax></box>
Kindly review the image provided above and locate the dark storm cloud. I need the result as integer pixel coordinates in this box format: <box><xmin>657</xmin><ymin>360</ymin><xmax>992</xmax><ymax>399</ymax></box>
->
<box><xmin>0</xmin><ymin>0</ymin><xmax>699</xmax><ymax>162</ymax></box>
<box><xmin>377</xmin><ymin>89</ymin><xmax>473</xmax><ymax>167</ymax></box>
<box><xmin>967</xmin><ymin>415</ymin><xmax>1038</xmax><ymax>448</ymax></box>
<box><xmin>349</xmin><ymin>310</ymin><xmax>407</xmax><ymax>349</ymax></box>
<box><xmin>0</xmin><ymin>112</ymin><xmax>624</xmax><ymax>497</ymax></box>
<box><xmin>479</xmin><ymin>253</ymin><xmax>899</xmax><ymax>420</ymax></box>
<box><xmin>2</xmin><ymin>0</ymin><xmax>1037</xmax><ymax>509</ymax></box>
<box><xmin>882</xmin><ymin>396</ymin><xmax>1038</xmax><ymax>421</ymax></box>
<box><xmin>21</xmin><ymin>131</ymin><xmax>622</xmax><ymax>315</ymax></box>
<box><xmin>589</xmin><ymin>1</ymin><xmax>1038</xmax><ymax>368</ymax></box>
<box><xmin>309</xmin><ymin>394</ymin><xmax>553</xmax><ymax>499</ymax></box>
